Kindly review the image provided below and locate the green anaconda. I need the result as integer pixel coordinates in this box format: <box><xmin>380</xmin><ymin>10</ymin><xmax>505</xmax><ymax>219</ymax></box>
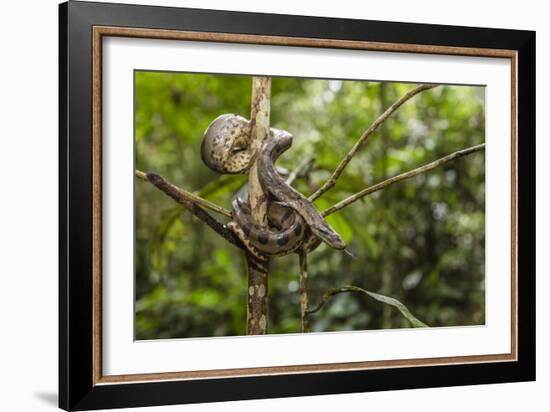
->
<box><xmin>201</xmin><ymin>113</ymin><xmax>345</xmax><ymax>259</ymax></box>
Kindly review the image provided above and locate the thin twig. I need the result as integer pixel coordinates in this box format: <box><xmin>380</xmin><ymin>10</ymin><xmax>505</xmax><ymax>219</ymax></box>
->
<box><xmin>299</xmin><ymin>251</ymin><xmax>310</xmax><ymax>333</ymax></box>
<box><xmin>322</xmin><ymin>143</ymin><xmax>486</xmax><ymax>217</ymax></box>
<box><xmin>145</xmin><ymin>172</ymin><xmax>244</xmax><ymax>250</ymax></box>
<box><xmin>136</xmin><ymin>169</ymin><xmax>232</xmax><ymax>218</ymax></box>
<box><xmin>307</xmin><ymin>286</ymin><xmax>366</xmax><ymax>314</ymax></box>
<box><xmin>306</xmin><ymin>285</ymin><xmax>428</xmax><ymax>328</ymax></box>
<box><xmin>286</xmin><ymin>154</ymin><xmax>316</xmax><ymax>186</ymax></box>
<box><xmin>309</xmin><ymin>84</ymin><xmax>438</xmax><ymax>201</ymax></box>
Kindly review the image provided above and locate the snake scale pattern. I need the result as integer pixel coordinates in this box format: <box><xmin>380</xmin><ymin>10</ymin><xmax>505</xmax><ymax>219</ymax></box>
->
<box><xmin>201</xmin><ymin>113</ymin><xmax>345</xmax><ymax>259</ymax></box>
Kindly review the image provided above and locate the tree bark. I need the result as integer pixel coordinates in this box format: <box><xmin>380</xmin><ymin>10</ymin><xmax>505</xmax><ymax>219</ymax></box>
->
<box><xmin>246</xmin><ymin>77</ymin><xmax>271</xmax><ymax>335</ymax></box>
<box><xmin>299</xmin><ymin>251</ymin><xmax>310</xmax><ymax>332</ymax></box>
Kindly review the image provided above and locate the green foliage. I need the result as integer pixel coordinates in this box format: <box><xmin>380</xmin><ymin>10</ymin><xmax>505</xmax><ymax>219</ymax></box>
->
<box><xmin>135</xmin><ymin>71</ymin><xmax>485</xmax><ymax>339</ymax></box>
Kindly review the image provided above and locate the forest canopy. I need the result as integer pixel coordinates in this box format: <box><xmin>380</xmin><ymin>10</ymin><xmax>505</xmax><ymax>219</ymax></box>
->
<box><xmin>135</xmin><ymin>71</ymin><xmax>485</xmax><ymax>340</ymax></box>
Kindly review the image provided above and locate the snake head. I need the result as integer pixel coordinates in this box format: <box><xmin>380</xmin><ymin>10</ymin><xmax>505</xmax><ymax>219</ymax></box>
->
<box><xmin>314</xmin><ymin>225</ymin><xmax>346</xmax><ymax>250</ymax></box>
<box><xmin>201</xmin><ymin>114</ymin><xmax>254</xmax><ymax>174</ymax></box>
<box><xmin>270</xmin><ymin>128</ymin><xmax>293</xmax><ymax>156</ymax></box>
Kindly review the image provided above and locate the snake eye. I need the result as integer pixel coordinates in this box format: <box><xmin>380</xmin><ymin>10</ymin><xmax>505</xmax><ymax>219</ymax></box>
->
<box><xmin>319</xmin><ymin>227</ymin><xmax>331</xmax><ymax>235</ymax></box>
<box><xmin>231</xmin><ymin>147</ymin><xmax>246</xmax><ymax>154</ymax></box>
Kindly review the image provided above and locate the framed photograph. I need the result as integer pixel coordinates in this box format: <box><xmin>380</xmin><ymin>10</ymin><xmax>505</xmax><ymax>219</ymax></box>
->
<box><xmin>59</xmin><ymin>1</ymin><xmax>535</xmax><ymax>410</ymax></box>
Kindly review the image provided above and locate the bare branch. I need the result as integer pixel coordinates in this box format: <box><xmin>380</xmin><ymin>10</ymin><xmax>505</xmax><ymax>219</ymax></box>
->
<box><xmin>145</xmin><ymin>172</ymin><xmax>244</xmax><ymax>250</ymax></box>
<box><xmin>322</xmin><ymin>143</ymin><xmax>485</xmax><ymax>217</ymax></box>
<box><xmin>136</xmin><ymin>169</ymin><xmax>232</xmax><ymax>218</ymax></box>
<box><xmin>306</xmin><ymin>285</ymin><xmax>428</xmax><ymax>328</ymax></box>
<box><xmin>299</xmin><ymin>251</ymin><xmax>310</xmax><ymax>333</ymax></box>
<box><xmin>309</xmin><ymin>84</ymin><xmax>438</xmax><ymax>201</ymax></box>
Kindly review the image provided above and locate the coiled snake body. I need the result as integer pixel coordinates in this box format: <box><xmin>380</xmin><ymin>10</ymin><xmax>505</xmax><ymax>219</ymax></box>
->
<box><xmin>201</xmin><ymin>114</ymin><xmax>345</xmax><ymax>259</ymax></box>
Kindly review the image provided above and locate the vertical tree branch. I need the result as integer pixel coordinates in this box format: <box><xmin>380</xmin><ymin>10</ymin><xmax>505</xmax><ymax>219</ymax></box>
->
<box><xmin>299</xmin><ymin>251</ymin><xmax>310</xmax><ymax>332</ymax></box>
<box><xmin>246</xmin><ymin>256</ymin><xmax>269</xmax><ymax>335</ymax></box>
<box><xmin>248</xmin><ymin>77</ymin><xmax>272</xmax><ymax>222</ymax></box>
<box><xmin>246</xmin><ymin>77</ymin><xmax>271</xmax><ymax>335</ymax></box>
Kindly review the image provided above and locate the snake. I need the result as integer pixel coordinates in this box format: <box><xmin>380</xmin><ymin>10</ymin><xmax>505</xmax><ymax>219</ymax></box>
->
<box><xmin>201</xmin><ymin>113</ymin><xmax>345</xmax><ymax>259</ymax></box>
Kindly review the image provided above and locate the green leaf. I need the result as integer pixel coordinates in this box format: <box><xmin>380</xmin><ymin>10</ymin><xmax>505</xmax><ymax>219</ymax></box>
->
<box><xmin>363</xmin><ymin>288</ymin><xmax>428</xmax><ymax>328</ymax></box>
<box><xmin>312</xmin><ymin>285</ymin><xmax>428</xmax><ymax>328</ymax></box>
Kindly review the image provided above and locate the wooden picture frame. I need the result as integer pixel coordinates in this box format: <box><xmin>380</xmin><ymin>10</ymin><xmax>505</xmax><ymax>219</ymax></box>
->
<box><xmin>59</xmin><ymin>1</ymin><xmax>535</xmax><ymax>410</ymax></box>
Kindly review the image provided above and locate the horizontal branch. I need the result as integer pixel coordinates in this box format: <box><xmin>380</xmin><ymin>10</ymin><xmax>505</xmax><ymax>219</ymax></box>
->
<box><xmin>309</xmin><ymin>84</ymin><xmax>438</xmax><ymax>201</ymax></box>
<box><xmin>306</xmin><ymin>285</ymin><xmax>428</xmax><ymax>328</ymax></box>
<box><xmin>145</xmin><ymin>172</ymin><xmax>244</xmax><ymax>250</ymax></box>
<box><xmin>135</xmin><ymin>169</ymin><xmax>232</xmax><ymax>218</ymax></box>
<box><xmin>322</xmin><ymin>143</ymin><xmax>485</xmax><ymax>217</ymax></box>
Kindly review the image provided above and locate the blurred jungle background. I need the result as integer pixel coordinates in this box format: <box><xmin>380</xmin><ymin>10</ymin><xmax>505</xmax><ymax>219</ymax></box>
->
<box><xmin>134</xmin><ymin>71</ymin><xmax>485</xmax><ymax>340</ymax></box>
